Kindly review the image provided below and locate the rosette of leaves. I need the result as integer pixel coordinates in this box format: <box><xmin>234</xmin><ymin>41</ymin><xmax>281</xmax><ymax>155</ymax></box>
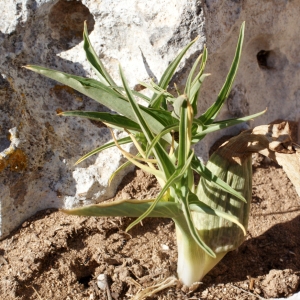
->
<box><xmin>25</xmin><ymin>22</ymin><xmax>265</xmax><ymax>286</ymax></box>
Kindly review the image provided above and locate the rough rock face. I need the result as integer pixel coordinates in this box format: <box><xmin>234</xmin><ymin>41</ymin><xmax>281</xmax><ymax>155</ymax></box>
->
<box><xmin>195</xmin><ymin>0</ymin><xmax>300</xmax><ymax>156</ymax></box>
<box><xmin>0</xmin><ymin>0</ymin><xmax>299</xmax><ymax>238</ymax></box>
<box><xmin>0</xmin><ymin>0</ymin><xmax>205</xmax><ymax>238</ymax></box>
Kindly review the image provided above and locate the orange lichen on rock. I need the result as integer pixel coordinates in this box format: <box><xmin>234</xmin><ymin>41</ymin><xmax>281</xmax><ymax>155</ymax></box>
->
<box><xmin>0</xmin><ymin>157</ymin><xmax>7</xmax><ymax>172</ymax></box>
<box><xmin>8</xmin><ymin>148</ymin><xmax>27</xmax><ymax>171</ymax></box>
<box><xmin>51</xmin><ymin>84</ymin><xmax>83</xmax><ymax>102</ymax></box>
<box><xmin>0</xmin><ymin>148</ymin><xmax>27</xmax><ymax>172</ymax></box>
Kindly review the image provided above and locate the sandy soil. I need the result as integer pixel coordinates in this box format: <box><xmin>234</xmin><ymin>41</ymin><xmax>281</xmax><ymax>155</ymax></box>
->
<box><xmin>0</xmin><ymin>155</ymin><xmax>300</xmax><ymax>300</ymax></box>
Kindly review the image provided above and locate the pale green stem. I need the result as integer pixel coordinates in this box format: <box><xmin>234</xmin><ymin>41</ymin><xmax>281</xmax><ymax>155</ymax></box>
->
<box><xmin>175</xmin><ymin>223</ymin><xmax>226</xmax><ymax>286</ymax></box>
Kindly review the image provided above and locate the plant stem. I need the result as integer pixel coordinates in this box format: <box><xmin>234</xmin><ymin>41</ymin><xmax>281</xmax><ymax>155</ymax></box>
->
<box><xmin>175</xmin><ymin>223</ymin><xmax>226</xmax><ymax>286</ymax></box>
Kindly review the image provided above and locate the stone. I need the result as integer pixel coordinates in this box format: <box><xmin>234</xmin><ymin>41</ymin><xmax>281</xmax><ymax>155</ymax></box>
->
<box><xmin>1</xmin><ymin>0</ymin><xmax>300</xmax><ymax>239</ymax></box>
<box><xmin>261</xmin><ymin>269</ymin><xmax>300</xmax><ymax>298</ymax></box>
<box><xmin>0</xmin><ymin>0</ymin><xmax>204</xmax><ymax>238</ymax></box>
<box><xmin>195</xmin><ymin>0</ymin><xmax>300</xmax><ymax>158</ymax></box>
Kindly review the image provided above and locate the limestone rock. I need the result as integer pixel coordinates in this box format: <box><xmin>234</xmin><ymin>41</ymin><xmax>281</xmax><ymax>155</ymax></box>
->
<box><xmin>195</xmin><ymin>0</ymin><xmax>300</xmax><ymax>158</ymax></box>
<box><xmin>0</xmin><ymin>0</ymin><xmax>205</xmax><ymax>238</ymax></box>
<box><xmin>1</xmin><ymin>0</ymin><xmax>300</xmax><ymax>239</ymax></box>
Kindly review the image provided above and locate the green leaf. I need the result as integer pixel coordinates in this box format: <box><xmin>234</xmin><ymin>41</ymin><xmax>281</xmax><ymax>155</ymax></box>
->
<box><xmin>178</xmin><ymin>186</ymin><xmax>216</xmax><ymax>257</ymax></box>
<box><xmin>199</xmin><ymin>22</ymin><xmax>245</xmax><ymax>125</ymax></box>
<box><xmin>191</xmin><ymin>156</ymin><xmax>246</xmax><ymax>203</ymax></box>
<box><xmin>62</xmin><ymin>199</ymin><xmax>182</xmax><ymax>219</ymax></box>
<box><xmin>189</xmin><ymin>73</ymin><xmax>210</xmax><ymax>111</ymax></box>
<box><xmin>139</xmin><ymin>80</ymin><xmax>172</xmax><ymax>98</ymax></box>
<box><xmin>171</xmin><ymin>95</ymin><xmax>188</xmax><ymax>119</ymax></box>
<box><xmin>24</xmin><ymin>65</ymin><xmax>174</xmax><ymax>143</ymax></box>
<box><xmin>184</xmin><ymin>54</ymin><xmax>203</xmax><ymax>97</ymax></box>
<box><xmin>109</xmin><ymin>129</ymin><xmax>166</xmax><ymax>180</ymax></box>
<box><xmin>75</xmin><ymin>136</ymin><xmax>132</xmax><ymax>165</ymax></box>
<box><xmin>60</xmin><ymin>111</ymin><xmax>141</xmax><ymax>132</ymax></box>
<box><xmin>177</xmin><ymin>96</ymin><xmax>190</xmax><ymax>168</ymax></box>
<box><xmin>150</xmin><ymin>38</ymin><xmax>198</xmax><ymax>109</ymax></box>
<box><xmin>119</xmin><ymin>65</ymin><xmax>175</xmax><ymax>178</ymax></box>
<box><xmin>83</xmin><ymin>21</ymin><xmax>117</xmax><ymax>87</ymax></box>
<box><xmin>188</xmin><ymin>193</ymin><xmax>246</xmax><ymax>235</ymax></box>
<box><xmin>24</xmin><ymin>65</ymin><xmax>129</xmax><ymax>107</ymax></box>
<box><xmin>185</xmin><ymin>47</ymin><xmax>208</xmax><ymax>114</ymax></box>
<box><xmin>192</xmin><ymin>109</ymin><xmax>266</xmax><ymax>143</ymax></box>
<box><xmin>126</xmin><ymin>150</ymin><xmax>194</xmax><ymax>232</ymax></box>
<box><xmin>109</xmin><ymin>160</ymin><xmax>132</xmax><ymax>185</ymax></box>
<box><xmin>142</xmin><ymin>107</ymin><xmax>178</xmax><ymax>128</ymax></box>
<box><xmin>149</xmin><ymin>91</ymin><xmax>172</xmax><ymax>109</ymax></box>
<box><xmin>146</xmin><ymin>124</ymin><xmax>179</xmax><ymax>158</ymax></box>
<box><xmin>106</xmin><ymin>84</ymin><xmax>152</xmax><ymax>103</ymax></box>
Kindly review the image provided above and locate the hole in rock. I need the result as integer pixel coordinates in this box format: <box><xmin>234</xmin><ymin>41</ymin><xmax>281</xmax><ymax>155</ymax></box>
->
<box><xmin>48</xmin><ymin>0</ymin><xmax>95</xmax><ymax>50</ymax></box>
<box><xmin>257</xmin><ymin>50</ymin><xmax>275</xmax><ymax>70</ymax></box>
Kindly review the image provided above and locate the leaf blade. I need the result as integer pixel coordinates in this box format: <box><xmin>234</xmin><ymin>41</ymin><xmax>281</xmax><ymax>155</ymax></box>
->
<box><xmin>199</xmin><ymin>22</ymin><xmax>245</xmax><ymax>125</ymax></box>
<box><xmin>83</xmin><ymin>21</ymin><xmax>117</xmax><ymax>87</ymax></box>
<box><xmin>60</xmin><ymin>111</ymin><xmax>141</xmax><ymax>132</ymax></box>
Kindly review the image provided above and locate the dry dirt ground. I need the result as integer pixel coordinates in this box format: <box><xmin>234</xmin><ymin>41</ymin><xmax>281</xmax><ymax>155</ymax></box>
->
<box><xmin>0</xmin><ymin>155</ymin><xmax>300</xmax><ymax>300</ymax></box>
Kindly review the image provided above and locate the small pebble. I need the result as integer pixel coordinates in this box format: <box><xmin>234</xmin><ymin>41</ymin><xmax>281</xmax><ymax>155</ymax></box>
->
<box><xmin>97</xmin><ymin>274</ymin><xmax>108</xmax><ymax>290</ymax></box>
<box><xmin>161</xmin><ymin>244</ymin><xmax>169</xmax><ymax>250</ymax></box>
